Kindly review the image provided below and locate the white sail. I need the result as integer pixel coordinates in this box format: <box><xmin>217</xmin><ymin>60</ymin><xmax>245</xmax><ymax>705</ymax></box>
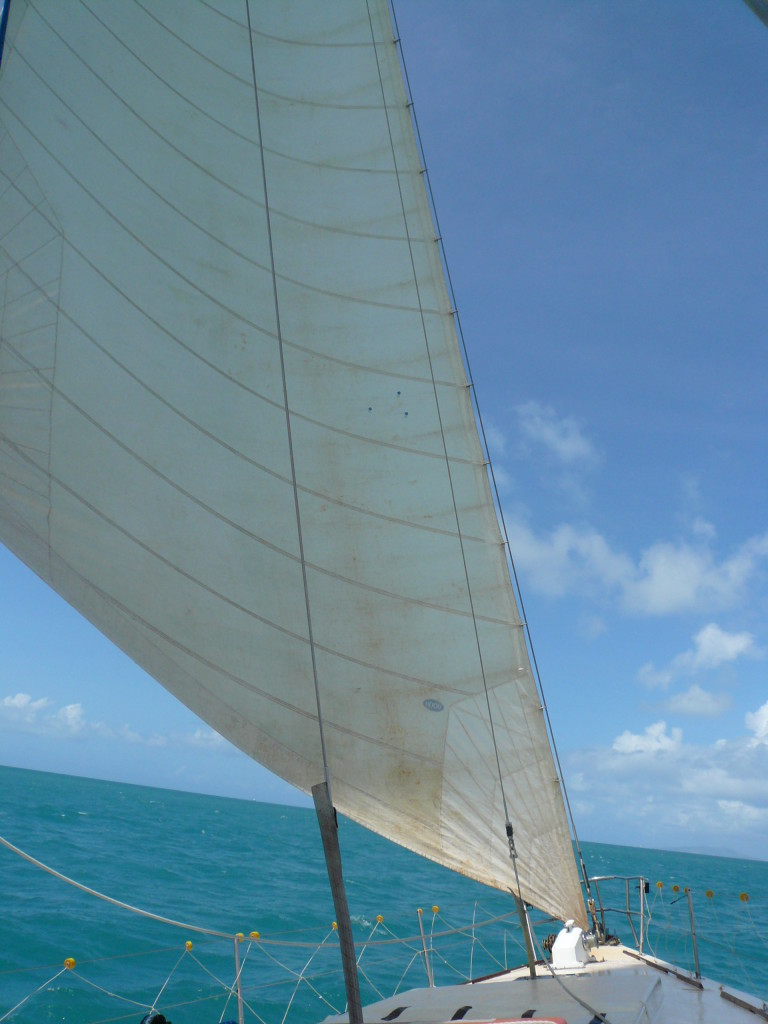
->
<box><xmin>0</xmin><ymin>0</ymin><xmax>585</xmax><ymax>926</ymax></box>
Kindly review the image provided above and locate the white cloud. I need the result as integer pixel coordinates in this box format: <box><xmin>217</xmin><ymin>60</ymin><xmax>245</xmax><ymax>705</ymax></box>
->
<box><xmin>184</xmin><ymin>728</ymin><xmax>225</xmax><ymax>749</ymax></box>
<box><xmin>692</xmin><ymin>517</ymin><xmax>716</xmax><ymax>542</ymax></box>
<box><xmin>622</xmin><ymin>539</ymin><xmax>768</xmax><ymax>615</ymax></box>
<box><xmin>663</xmin><ymin>685</ymin><xmax>731</xmax><ymax>718</ymax></box>
<box><xmin>115</xmin><ymin>724</ymin><xmax>167</xmax><ymax>747</ymax></box>
<box><xmin>1</xmin><ymin>695</ymin><xmax>92</xmax><ymax>737</ymax></box>
<box><xmin>0</xmin><ymin>693</ymin><xmax>171</xmax><ymax>748</ymax></box>
<box><xmin>483</xmin><ymin>421</ymin><xmax>507</xmax><ymax>457</ymax></box>
<box><xmin>507</xmin><ymin>521</ymin><xmax>632</xmax><ymax>597</ymax></box>
<box><xmin>569</xmin><ymin>722</ymin><xmax>768</xmax><ymax>853</ymax></box>
<box><xmin>637</xmin><ymin>663</ymin><xmax>673</xmax><ymax>689</ymax></box>
<box><xmin>516</xmin><ymin>401</ymin><xmax>596</xmax><ymax>464</ymax></box>
<box><xmin>716</xmin><ymin>799</ymin><xmax>768</xmax><ymax>827</ymax></box>
<box><xmin>746</xmin><ymin>700</ymin><xmax>768</xmax><ymax>744</ymax></box>
<box><xmin>638</xmin><ymin>623</ymin><xmax>759</xmax><ymax>690</ymax></box>
<box><xmin>490</xmin><ymin>462</ymin><xmax>513</xmax><ymax>493</ymax></box>
<box><xmin>509</xmin><ymin>519</ymin><xmax>768</xmax><ymax>616</ymax></box>
<box><xmin>613</xmin><ymin>720</ymin><xmax>682</xmax><ymax>755</ymax></box>
<box><xmin>52</xmin><ymin>703</ymin><xmax>86</xmax><ymax>735</ymax></box>
<box><xmin>1</xmin><ymin>693</ymin><xmax>50</xmax><ymax>723</ymax></box>
<box><xmin>689</xmin><ymin>623</ymin><xmax>757</xmax><ymax>669</ymax></box>
<box><xmin>579</xmin><ymin>613</ymin><xmax>607</xmax><ymax>639</ymax></box>
<box><xmin>91</xmin><ymin>721</ymin><xmax>114</xmax><ymax>738</ymax></box>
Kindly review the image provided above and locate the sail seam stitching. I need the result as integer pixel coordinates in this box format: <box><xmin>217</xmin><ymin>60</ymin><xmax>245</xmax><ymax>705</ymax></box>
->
<box><xmin>27</xmin><ymin>1</ymin><xmax>409</xmax><ymax>180</ymax></box>
<box><xmin>0</xmin><ymin>88</ymin><xmax>442</xmax><ymax>320</ymax></box>
<box><xmin>0</xmin><ymin>54</ymin><xmax>439</xmax><ymax>305</ymax></box>
<box><xmin>137</xmin><ymin>0</ymin><xmax>394</xmax><ymax>85</ymax></box>
<box><xmin>0</xmin><ymin>171</ymin><xmax>481</xmax><ymax>475</ymax></box>
<box><xmin>1</xmin><ymin>431</ymin><xmax>464</xmax><ymax>748</ymax></box>
<box><xmin>1</xmin><ymin>335</ymin><xmax>516</xmax><ymax>629</ymax></box>
<box><xmin>49</xmin><ymin>0</ymin><xmax>407</xmax><ymax>176</ymax></box>
<box><xmin>1</xmin><ymin>435</ymin><xmax>496</xmax><ymax>702</ymax></box>
<box><xmin>20</xmin><ymin>8</ymin><xmax>423</xmax><ymax>241</ymax></box>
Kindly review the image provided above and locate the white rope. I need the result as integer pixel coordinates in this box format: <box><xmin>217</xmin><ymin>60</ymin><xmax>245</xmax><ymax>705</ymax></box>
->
<box><xmin>219</xmin><ymin>940</ymin><xmax>252</xmax><ymax>1023</ymax></box>
<box><xmin>462</xmin><ymin>902</ymin><xmax>513</xmax><ymax>972</ymax></box>
<box><xmin>392</xmin><ymin>950</ymin><xmax>422</xmax><ymax>995</ymax></box>
<box><xmin>66</xmin><ymin>969</ymin><xmax>151</xmax><ymax>1010</ymax></box>
<box><xmin>356</xmin><ymin>917</ymin><xmax>381</xmax><ymax>967</ymax></box>
<box><xmin>278</xmin><ymin>934</ymin><xmax>337</xmax><ymax>1024</ymax></box>
<box><xmin>0</xmin><ymin>966</ymin><xmax>68</xmax><ymax>1022</ymax></box>
<box><xmin>469</xmin><ymin>901</ymin><xmax>478</xmax><ymax>979</ymax></box>
<box><xmin>376</xmin><ymin>919</ymin><xmax>422</xmax><ymax>955</ymax></box>
<box><xmin>0</xmin><ymin>834</ymin><xmax>233</xmax><ymax>938</ymax></box>
<box><xmin>248</xmin><ymin>932</ymin><xmax>340</xmax><ymax>1017</ymax></box>
<box><xmin>187</xmin><ymin>949</ymin><xmax>239</xmax><ymax>996</ymax></box>
<box><xmin>151</xmin><ymin>947</ymin><xmax>266</xmax><ymax>1024</ymax></box>
<box><xmin>428</xmin><ymin>946</ymin><xmax>470</xmax><ymax>983</ymax></box>
<box><xmin>354</xmin><ymin>919</ymin><xmax>387</xmax><ymax>1000</ymax></box>
<box><xmin>149</xmin><ymin>948</ymin><xmax>187</xmax><ymax>1012</ymax></box>
<box><xmin>2</xmin><ymin>832</ymin><xmax>526</xmax><ymax>952</ymax></box>
<box><xmin>355</xmin><ymin>961</ymin><xmax>385</xmax><ymax>1002</ymax></box>
<box><xmin>2</xmin><ymin>832</ymin><xmax>614</xmax><ymax>1022</ymax></box>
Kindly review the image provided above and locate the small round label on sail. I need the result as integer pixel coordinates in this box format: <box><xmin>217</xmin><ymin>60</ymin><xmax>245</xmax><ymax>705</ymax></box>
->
<box><xmin>423</xmin><ymin>699</ymin><xmax>444</xmax><ymax>712</ymax></box>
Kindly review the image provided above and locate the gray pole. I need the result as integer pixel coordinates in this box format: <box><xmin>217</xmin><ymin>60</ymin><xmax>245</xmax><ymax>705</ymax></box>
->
<box><xmin>233</xmin><ymin>936</ymin><xmax>245</xmax><ymax>1024</ymax></box>
<box><xmin>313</xmin><ymin>781</ymin><xmax>364</xmax><ymax>1024</ymax></box>
<box><xmin>416</xmin><ymin>908</ymin><xmax>435</xmax><ymax>987</ymax></box>
<box><xmin>513</xmin><ymin>893</ymin><xmax>537</xmax><ymax>978</ymax></box>
<box><xmin>684</xmin><ymin>888</ymin><xmax>701</xmax><ymax>980</ymax></box>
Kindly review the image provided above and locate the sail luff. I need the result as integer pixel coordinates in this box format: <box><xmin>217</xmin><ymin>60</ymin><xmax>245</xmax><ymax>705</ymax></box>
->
<box><xmin>366</xmin><ymin>5</ymin><xmax>520</xmax><ymax>843</ymax></box>
<box><xmin>0</xmin><ymin>0</ymin><xmax>586</xmax><ymax>927</ymax></box>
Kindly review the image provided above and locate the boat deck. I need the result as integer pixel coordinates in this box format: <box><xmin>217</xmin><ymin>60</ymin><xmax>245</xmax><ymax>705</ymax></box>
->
<box><xmin>324</xmin><ymin>943</ymin><xmax>768</xmax><ymax>1024</ymax></box>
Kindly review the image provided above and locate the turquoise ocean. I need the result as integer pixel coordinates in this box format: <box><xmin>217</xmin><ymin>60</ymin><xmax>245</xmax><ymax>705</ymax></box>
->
<box><xmin>1</xmin><ymin>764</ymin><xmax>767</xmax><ymax>1024</ymax></box>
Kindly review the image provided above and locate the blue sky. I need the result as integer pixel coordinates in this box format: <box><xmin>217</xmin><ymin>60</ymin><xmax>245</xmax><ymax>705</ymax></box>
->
<box><xmin>2</xmin><ymin>1</ymin><xmax>768</xmax><ymax>859</ymax></box>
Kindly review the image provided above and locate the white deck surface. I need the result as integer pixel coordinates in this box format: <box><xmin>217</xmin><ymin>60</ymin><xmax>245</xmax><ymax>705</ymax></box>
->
<box><xmin>325</xmin><ymin>942</ymin><xmax>768</xmax><ymax>1024</ymax></box>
